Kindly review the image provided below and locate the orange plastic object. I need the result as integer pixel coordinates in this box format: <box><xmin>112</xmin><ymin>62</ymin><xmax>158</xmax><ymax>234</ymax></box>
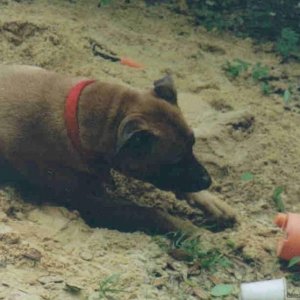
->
<box><xmin>120</xmin><ymin>57</ymin><xmax>144</xmax><ymax>69</ymax></box>
<box><xmin>275</xmin><ymin>213</ymin><xmax>300</xmax><ymax>261</ymax></box>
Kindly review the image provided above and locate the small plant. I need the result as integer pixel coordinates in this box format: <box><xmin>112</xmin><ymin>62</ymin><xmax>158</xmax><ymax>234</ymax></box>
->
<box><xmin>98</xmin><ymin>274</ymin><xmax>125</xmax><ymax>299</ymax></box>
<box><xmin>261</xmin><ymin>82</ymin><xmax>272</xmax><ymax>95</ymax></box>
<box><xmin>151</xmin><ymin>235</ymin><xmax>169</xmax><ymax>251</ymax></box>
<box><xmin>272</xmin><ymin>186</ymin><xmax>285</xmax><ymax>212</ymax></box>
<box><xmin>252</xmin><ymin>63</ymin><xmax>269</xmax><ymax>81</ymax></box>
<box><xmin>276</xmin><ymin>28</ymin><xmax>299</xmax><ymax>61</ymax></box>
<box><xmin>241</xmin><ymin>172</ymin><xmax>254</xmax><ymax>181</ymax></box>
<box><xmin>165</xmin><ymin>232</ymin><xmax>231</xmax><ymax>271</ymax></box>
<box><xmin>98</xmin><ymin>0</ymin><xmax>111</xmax><ymax>7</ymax></box>
<box><xmin>223</xmin><ymin>59</ymin><xmax>250</xmax><ymax>78</ymax></box>
<box><xmin>223</xmin><ymin>59</ymin><xmax>275</xmax><ymax>96</ymax></box>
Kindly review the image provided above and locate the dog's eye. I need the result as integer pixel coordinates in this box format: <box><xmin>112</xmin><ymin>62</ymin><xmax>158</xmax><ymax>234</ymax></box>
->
<box><xmin>132</xmin><ymin>135</ymin><xmax>142</xmax><ymax>144</ymax></box>
<box><xmin>131</xmin><ymin>131</ymin><xmax>149</xmax><ymax>147</ymax></box>
<box><xmin>126</xmin><ymin>131</ymin><xmax>155</xmax><ymax>157</ymax></box>
<box><xmin>172</xmin><ymin>153</ymin><xmax>183</xmax><ymax>164</ymax></box>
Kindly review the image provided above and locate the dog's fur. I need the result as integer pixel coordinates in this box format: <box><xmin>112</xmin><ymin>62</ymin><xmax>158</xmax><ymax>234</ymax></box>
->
<box><xmin>0</xmin><ymin>65</ymin><xmax>212</xmax><ymax>202</ymax></box>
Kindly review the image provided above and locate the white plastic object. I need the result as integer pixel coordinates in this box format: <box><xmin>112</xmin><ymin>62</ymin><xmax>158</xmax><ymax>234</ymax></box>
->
<box><xmin>240</xmin><ymin>278</ymin><xmax>286</xmax><ymax>300</ymax></box>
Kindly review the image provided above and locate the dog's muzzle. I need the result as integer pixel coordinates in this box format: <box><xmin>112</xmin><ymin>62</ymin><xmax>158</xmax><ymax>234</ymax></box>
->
<box><xmin>146</xmin><ymin>154</ymin><xmax>212</xmax><ymax>193</ymax></box>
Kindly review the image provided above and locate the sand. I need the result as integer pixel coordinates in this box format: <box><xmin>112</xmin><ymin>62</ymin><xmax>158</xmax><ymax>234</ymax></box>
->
<box><xmin>0</xmin><ymin>0</ymin><xmax>300</xmax><ymax>299</ymax></box>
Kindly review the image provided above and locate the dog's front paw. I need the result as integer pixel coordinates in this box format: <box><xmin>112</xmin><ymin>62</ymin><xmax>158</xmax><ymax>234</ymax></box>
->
<box><xmin>184</xmin><ymin>191</ymin><xmax>238</xmax><ymax>223</ymax></box>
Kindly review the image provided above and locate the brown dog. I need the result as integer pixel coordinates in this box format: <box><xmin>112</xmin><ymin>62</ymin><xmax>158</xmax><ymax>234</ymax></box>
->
<box><xmin>0</xmin><ymin>65</ymin><xmax>211</xmax><ymax>193</ymax></box>
<box><xmin>0</xmin><ymin>65</ymin><xmax>236</xmax><ymax>230</ymax></box>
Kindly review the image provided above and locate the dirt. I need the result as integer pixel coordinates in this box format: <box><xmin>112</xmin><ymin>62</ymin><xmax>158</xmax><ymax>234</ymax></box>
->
<box><xmin>0</xmin><ymin>0</ymin><xmax>300</xmax><ymax>299</ymax></box>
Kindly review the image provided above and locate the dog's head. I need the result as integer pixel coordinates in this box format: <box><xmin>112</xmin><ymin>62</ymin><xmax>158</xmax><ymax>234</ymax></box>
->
<box><xmin>113</xmin><ymin>75</ymin><xmax>212</xmax><ymax>193</ymax></box>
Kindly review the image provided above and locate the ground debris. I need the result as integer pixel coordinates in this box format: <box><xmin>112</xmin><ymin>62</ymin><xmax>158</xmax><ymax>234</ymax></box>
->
<box><xmin>22</xmin><ymin>248</ymin><xmax>42</xmax><ymax>261</ymax></box>
<box><xmin>38</xmin><ymin>275</ymin><xmax>64</xmax><ymax>285</ymax></box>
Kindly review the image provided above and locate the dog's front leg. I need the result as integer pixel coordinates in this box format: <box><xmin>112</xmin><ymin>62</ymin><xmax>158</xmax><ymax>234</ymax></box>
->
<box><xmin>177</xmin><ymin>191</ymin><xmax>237</xmax><ymax>223</ymax></box>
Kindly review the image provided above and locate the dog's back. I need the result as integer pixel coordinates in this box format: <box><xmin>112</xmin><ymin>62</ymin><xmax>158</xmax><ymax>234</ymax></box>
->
<box><xmin>0</xmin><ymin>65</ymin><xmax>61</xmax><ymax>145</ymax></box>
<box><xmin>0</xmin><ymin>65</ymin><xmax>87</xmax><ymax>180</ymax></box>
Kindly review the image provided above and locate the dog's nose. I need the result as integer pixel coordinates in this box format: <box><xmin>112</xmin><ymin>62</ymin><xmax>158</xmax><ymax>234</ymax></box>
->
<box><xmin>186</xmin><ymin>155</ymin><xmax>212</xmax><ymax>192</ymax></box>
<box><xmin>204</xmin><ymin>172</ymin><xmax>212</xmax><ymax>185</ymax></box>
<box><xmin>187</xmin><ymin>174</ymin><xmax>212</xmax><ymax>192</ymax></box>
<box><xmin>201</xmin><ymin>174</ymin><xmax>212</xmax><ymax>189</ymax></box>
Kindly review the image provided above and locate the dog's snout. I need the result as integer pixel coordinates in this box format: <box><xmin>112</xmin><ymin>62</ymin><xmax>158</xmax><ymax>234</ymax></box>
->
<box><xmin>183</xmin><ymin>171</ymin><xmax>211</xmax><ymax>193</ymax></box>
<box><xmin>143</xmin><ymin>153</ymin><xmax>212</xmax><ymax>193</ymax></box>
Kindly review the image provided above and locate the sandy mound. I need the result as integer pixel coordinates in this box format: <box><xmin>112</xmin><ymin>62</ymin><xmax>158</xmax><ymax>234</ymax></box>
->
<box><xmin>0</xmin><ymin>0</ymin><xmax>300</xmax><ymax>299</ymax></box>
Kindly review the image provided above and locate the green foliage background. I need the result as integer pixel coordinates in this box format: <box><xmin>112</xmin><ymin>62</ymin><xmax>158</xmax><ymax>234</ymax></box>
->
<box><xmin>185</xmin><ymin>0</ymin><xmax>299</xmax><ymax>42</ymax></box>
<box><xmin>145</xmin><ymin>0</ymin><xmax>299</xmax><ymax>56</ymax></box>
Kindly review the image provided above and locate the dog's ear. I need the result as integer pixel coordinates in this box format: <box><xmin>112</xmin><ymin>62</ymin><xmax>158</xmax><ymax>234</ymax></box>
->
<box><xmin>116</xmin><ymin>116</ymin><xmax>157</xmax><ymax>155</ymax></box>
<box><xmin>153</xmin><ymin>75</ymin><xmax>177</xmax><ymax>105</ymax></box>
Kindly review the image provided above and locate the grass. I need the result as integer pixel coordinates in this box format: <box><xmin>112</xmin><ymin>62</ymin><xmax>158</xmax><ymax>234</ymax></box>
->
<box><xmin>223</xmin><ymin>59</ymin><xmax>270</xmax><ymax>84</ymax></box>
<box><xmin>252</xmin><ymin>63</ymin><xmax>269</xmax><ymax>81</ymax></box>
<box><xmin>223</xmin><ymin>59</ymin><xmax>282</xmax><ymax>96</ymax></box>
<box><xmin>223</xmin><ymin>58</ymin><xmax>299</xmax><ymax>107</ymax></box>
<box><xmin>272</xmin><ymin>186</ymin><xmax>285</xmax><ymax>212</ymax></box>
<box><xmin>261</xmin><ymin>82</ymin><xmax>272</xmax><ymax>95</ymax></box>
<box><xmin>276</xmin><ymin>28</ymin><xmax>299</xmax><ymax>61</ymax></box>
<box><xmin>98</xmin><ymin>274</ymin><xmax>126</xmax><ymax>299</ymax></box>
<box><xmin>156</xmin><ymin>232</ymin><xmax>232</xmax><ymax>271</ymax></box>
<box><xmin>223</xmin><ymin>60</ymin><xmax>270</xmax><ymax>83</ymax></box>
<box><xmin>223</xmin><ymin>59</ymin><xmax>250</xmax><ymax>78</ymax></box>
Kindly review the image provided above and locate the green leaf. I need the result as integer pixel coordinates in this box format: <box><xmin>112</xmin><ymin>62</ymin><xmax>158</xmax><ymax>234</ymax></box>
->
<box><xmin>211</xmin><ymin>284</ymin><xmax>233</xmax><ymax>297</ymax></box>
<box><xmin>261</xmin><ymin>82</ymin><xmax>271</xmax><ymax>95</ymax></box>
<box><xmin>288</xmin><ymin>256</ymin><xmax>300</xmax><ymax>268</ymax></box>
<box><xmin>283</xmin><ymin>89</ymin><xmax>291</xmax><ymax>104</ymax></box>
<box><xmin>99</xmin><ymin>0</ymin><xmax>111</xmax><ymax>6</ymax></box>
<box><xmin>223</xmin><ymin>59</ymin><xmax>250</xmax><ymax>78</ymax></box>
<box><xmin>241</xmin><ymin>172</ymin><xmax>254</xmax><ymax>181</ymax></box>
<box><xmin>272</xmin><ymin>186</ymin><xmax>285</xmax><ymax>212</ymax></box>
<box><xmin>252</xmin><ymin>63</ymin><xmax>269</xmax><ymax>81</ymax></box>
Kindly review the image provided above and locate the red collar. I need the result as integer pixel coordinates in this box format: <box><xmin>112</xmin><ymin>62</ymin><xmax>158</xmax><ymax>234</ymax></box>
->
<box><xmin>65</xmin><ymin>79</ymin><xmax>95</xmax><ymax>156</ymax></box>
